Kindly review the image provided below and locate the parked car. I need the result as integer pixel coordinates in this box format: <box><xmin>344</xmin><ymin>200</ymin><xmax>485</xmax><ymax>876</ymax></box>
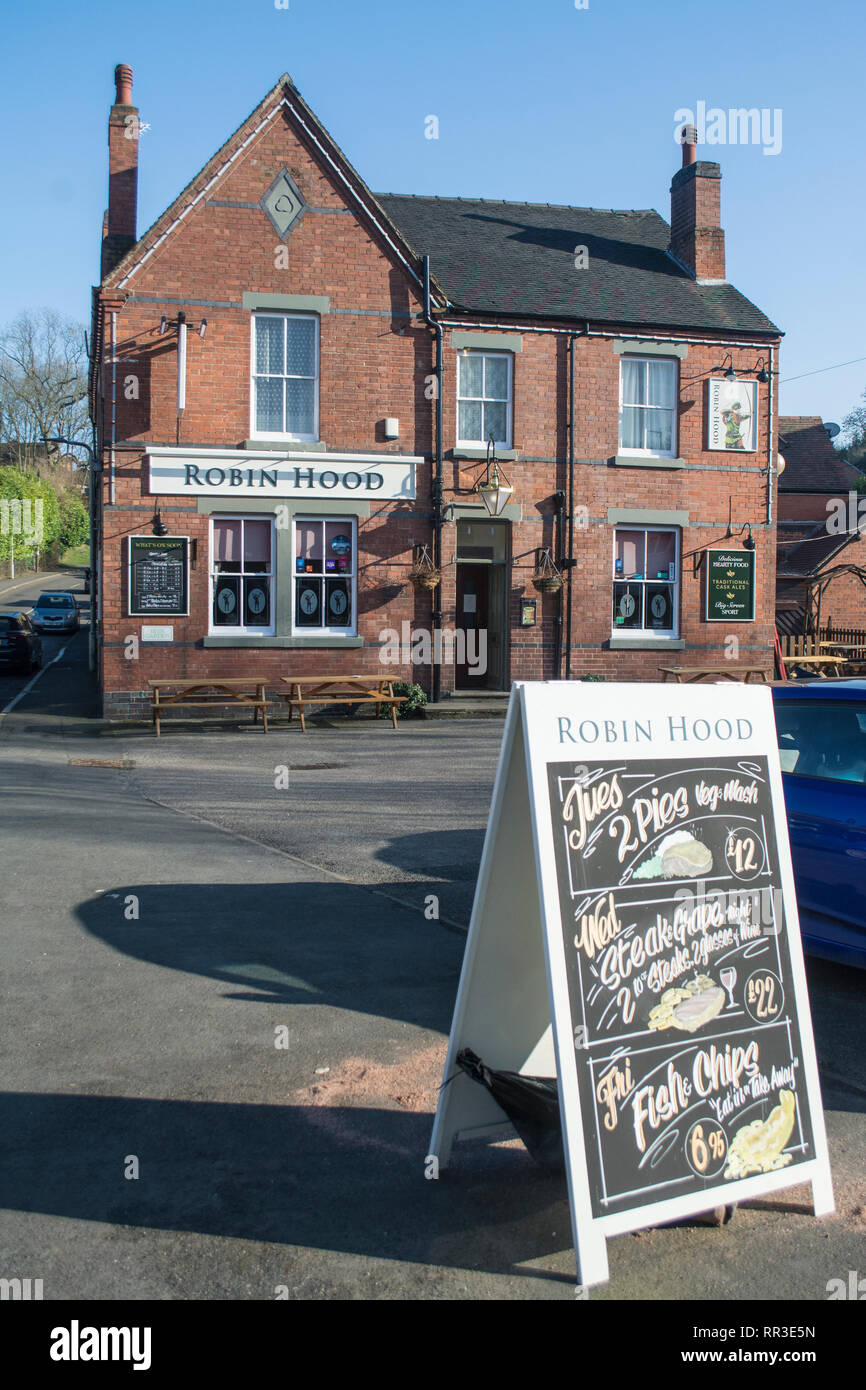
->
<box><xmin>30</xmin><ymin>591</ymin><xmax>80</xmax><ymax>634</ymax></box>
<box><xmin>772</xmin><ymin>680</ymin><xmax>866</xmax><ymax>968</ymax></box>
<box><xmin>0</xmin><ymin>611</ymin><xmax>43</xmax><ymax>674</ymax></box>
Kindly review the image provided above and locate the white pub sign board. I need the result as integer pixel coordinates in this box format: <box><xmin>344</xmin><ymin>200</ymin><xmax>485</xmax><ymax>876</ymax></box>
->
<box><xmin>146</xmin><ymin>446</ymin><xmax>418</xmax><ymax>501</ymax></box>
<box><xmin>430</xmin><ymin>682</ymin><xmax>834</xmax><ymax>1288</ymax></box>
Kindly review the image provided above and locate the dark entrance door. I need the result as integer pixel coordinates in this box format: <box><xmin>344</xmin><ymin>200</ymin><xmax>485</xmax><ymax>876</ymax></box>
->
<box><xmin>456</xmin><ymin>563</ymin><xmax>489</xmax><ymax>688</ymax></box>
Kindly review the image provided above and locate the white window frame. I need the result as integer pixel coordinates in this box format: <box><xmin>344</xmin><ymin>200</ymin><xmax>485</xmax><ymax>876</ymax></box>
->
<box><xmin>456</xmin><ymin>350</ymin><xmax>513</xmax><ymax>449</ymax></box>
<box><xmin>250</xmin><ymin>311</ymin><xmax>320</xmax><ymax>443</ymax></box>
<box><xmin>292</xmin><ymin>515</ymin><xmax>358</xmax><ymax>636</ymax></box>
<box><xmin>611</xmin><ymin>525</ymin><xmax>680</xmax><ymax>639</ymax></box>
<box><xmin>618</xmin><ymin>355</ymin><xmax>678</xmax><ymax>458</ymax></box>
<box><xmin>209</xmin><ymin>515</ymin><xmax>276</xmax><ymax>637</ymax></box>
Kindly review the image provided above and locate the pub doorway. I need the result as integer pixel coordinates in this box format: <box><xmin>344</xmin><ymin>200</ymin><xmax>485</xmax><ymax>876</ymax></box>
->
<box><xmin>455</xmin><ymin>518</ymin><xmax>509</xmax><ymax>690</ymax></box>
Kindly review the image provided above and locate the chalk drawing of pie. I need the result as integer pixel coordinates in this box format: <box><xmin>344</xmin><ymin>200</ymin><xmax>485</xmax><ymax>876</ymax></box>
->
<box><xmin>632</xmin><ymin>830</ymin><xmax>713</xmax><ymax>881</ymax></box>
<box><xmin>723</xmin><ymin>1090</ymin><xmax>797</xmax><ymax>1180</ymax></box>
<box><xmin>660</xmin><ymin>831</ymin><xmax>713</xmax><ymax>878</ymax></box>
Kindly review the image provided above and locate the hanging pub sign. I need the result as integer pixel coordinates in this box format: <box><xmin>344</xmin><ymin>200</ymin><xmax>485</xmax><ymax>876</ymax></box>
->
<box><xmin>705</xmin><ymin>548</ymin><xmax>756</xmax><ymax>622</ymax></box>
<box><xmin>429</xmin><ymin>682</ymin><xmax>834</xmax><ymax>1288</ymax></box>
<box><xmin>707</xmin><ymin>380</ymin><xmax>758</xmax><ymax>452</ymax></box>
<box><xmin>128</xmin><ymin>536</ymin><xmax>189</xmax><ymax>617</ymax></box>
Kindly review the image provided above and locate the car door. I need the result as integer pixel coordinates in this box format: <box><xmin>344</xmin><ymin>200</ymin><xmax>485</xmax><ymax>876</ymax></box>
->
<box><xmin>774</xmin><ymin>697</ymin><xmax>866</xmax><ymax>963</ymax></box>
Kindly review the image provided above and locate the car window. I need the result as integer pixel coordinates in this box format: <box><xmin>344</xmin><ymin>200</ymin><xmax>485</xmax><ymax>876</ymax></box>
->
<box><xmin>775</xmin><ymin>700</ymin><xmax>866</xmax><ymax>784</ymax></box>
<box><xmin>0</xmin><ymin>615</ymin><xmax>20</xmax><ymax>631</ymax></box>
<box><xmin>36</xmin><ymin>595</ymin><xmax>74</xmax><ymax>609</ymax></box>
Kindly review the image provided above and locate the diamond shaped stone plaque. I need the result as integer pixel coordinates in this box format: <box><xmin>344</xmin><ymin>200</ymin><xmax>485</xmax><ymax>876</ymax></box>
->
<box><xmin>261</xmin><ymin>170</ymin><xmax>307</xmax><ymax>240</ymax></box>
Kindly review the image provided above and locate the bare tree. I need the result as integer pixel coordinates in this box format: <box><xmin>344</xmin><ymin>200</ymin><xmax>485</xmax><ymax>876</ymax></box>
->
<box><xmin>0</xmin><ymin>308</ymin><xmax>89</xmax><ymax>476</ymax></box>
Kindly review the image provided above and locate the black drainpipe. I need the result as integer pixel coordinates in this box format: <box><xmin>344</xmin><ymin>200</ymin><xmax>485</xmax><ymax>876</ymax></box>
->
<box><xmin>423</xmin><ymin>255</ymin><xmax>444</xmax><ymax>705</ymax></box>
<box><xmin>565</xmin><ymin>331</ymin><xmax>577</xmax><ymax>680</ymax></box>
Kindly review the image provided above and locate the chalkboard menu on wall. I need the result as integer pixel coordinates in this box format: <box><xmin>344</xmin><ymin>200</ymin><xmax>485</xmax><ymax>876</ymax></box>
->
<box><xmin>705</xmin><ymin>548</ymin><xmax>756</xmax><ymax>622</ymax></box>
<box><xmin>547</xmin><ymin>754</ymin><xmax>814</xmax><ymax>1218</ymax></box>
<box><xmin>129</xmin><ymin>536</ymin><xmax>189</xmax><ymax>617</ymax></box>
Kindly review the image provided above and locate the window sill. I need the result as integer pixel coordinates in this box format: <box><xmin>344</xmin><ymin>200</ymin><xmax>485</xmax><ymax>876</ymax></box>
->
<box><xmin>203</xmin><ymin>635</ymin><xmax>363</xmax><ymax>648</ymax></box>
<box><xmin>243</xmin><ymin>439</ymin><xmax>328</xmax><ymax>451</ymax></box>
<box><xmin>608</xmin><ymin>635</ymin><xmax>685</xmax><ymax>650</ymax></box>
<box><xmin>452</xmin><ymin>446</ymin><xmax>518</xmax><ymax>461</ymax></box>
<box><xmin>612</xmin><ymin>455</ymin><xmax>685</xmax><ymax>469</ymax></box>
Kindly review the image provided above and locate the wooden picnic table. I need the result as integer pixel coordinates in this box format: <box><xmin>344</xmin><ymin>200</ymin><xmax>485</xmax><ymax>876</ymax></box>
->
<box><xmin>279</xmin><ymin>675</ymin><xmax>404</xmax><ymax>731</ymax></box>
<box><xmin>783</xmin><ymin>654</ymin><xmax>847</xmax><ymax>679</ymax></box>
<box><xmin>658</xmin><ymin>665</ymin><xmax>771</xmax><ymax>684</ymax></box>
<box><xmin>147</xmin><ymin>677</ymin><xmax>269</xmax><ymax>737</ymax></box>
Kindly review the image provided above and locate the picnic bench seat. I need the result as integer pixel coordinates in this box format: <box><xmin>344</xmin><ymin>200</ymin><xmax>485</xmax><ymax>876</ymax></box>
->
<box><xmin>278</xmin><ymin>676</ymin><xmax>404</xmax><ymax>731</ymax></box>
<box><xmin>147</xmin><ymin>678</ymin><xmax>269</xmax><ymax>737</ymax></box>
<box><xmin>658</xmin><ymin>665</ymin><xmax>771</xmax><ymax>684</ymax></box>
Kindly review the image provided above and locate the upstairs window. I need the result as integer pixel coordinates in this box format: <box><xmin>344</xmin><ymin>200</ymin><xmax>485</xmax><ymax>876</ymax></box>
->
<box><xmin>457</xmin><ymin>351</ymin><xmax>512</xmax><ymax>448</ymax></box>
<box><xmin>252</xmin><ymin>312</ymin><xmax>319</xmax><ymax>441</ymax></box>
<box><xmin>618</xmin><ymin>357</ymin><xmax>677</xmax><ymax>457</ymax></box>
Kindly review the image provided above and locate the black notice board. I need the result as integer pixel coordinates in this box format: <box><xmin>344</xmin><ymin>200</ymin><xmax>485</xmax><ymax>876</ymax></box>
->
<box><xmin>705</xmin><ymin>548</ymin><xmax>756</xmax><ymax>622</ymax></box>
<box><xmin>129</xmin><ymin>536</ymin><xmax>189</xmax><ymax>617</ymax></box>
<box><xmin>547</xmin><ymin>755</ymin><xmax>816</xmax><ymax>1220</ymax></box>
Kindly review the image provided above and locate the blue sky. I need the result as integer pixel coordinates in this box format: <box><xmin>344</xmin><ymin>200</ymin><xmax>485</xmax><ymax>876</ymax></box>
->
<box><xmin>3</xmin><ymin>0</ymin><xmax>864</xmax><ymax>429</ymax></box>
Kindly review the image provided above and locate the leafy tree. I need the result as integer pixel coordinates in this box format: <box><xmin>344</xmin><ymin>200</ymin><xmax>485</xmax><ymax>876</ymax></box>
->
<box><xmin>58</xmin><ymin>491</ymin><xmax>89</xmax><ymax>550</ymax></box>
<box><xmin>0</xmin><ymin>466</ymin><xmax>61</xmax><ymax>566</ymax></box>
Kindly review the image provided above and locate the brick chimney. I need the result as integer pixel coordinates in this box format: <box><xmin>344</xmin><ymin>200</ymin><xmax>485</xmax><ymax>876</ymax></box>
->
<box><xmin>669</xmin><ymin>124</ymin><xmax>725</xmax><ymax>282</ymax></box>
<box><xmin>101</xmin><ymin>64</ymin><xmax>139</xmax><ymax>279</ymax></box>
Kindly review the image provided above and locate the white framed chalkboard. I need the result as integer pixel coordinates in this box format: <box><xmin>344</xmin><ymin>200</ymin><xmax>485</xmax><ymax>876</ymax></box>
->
<box><xmin>430</xmin><ymin>682</ymin><xmax>834</xmax><ymax>1288</ymax></box>
<box><xmin>128</xmin><ymin>536</ymin><xmax>190</xmax><ymax>617</ymax></box>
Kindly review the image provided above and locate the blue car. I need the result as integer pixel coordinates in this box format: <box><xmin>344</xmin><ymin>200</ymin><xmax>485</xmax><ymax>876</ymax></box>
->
<box><xmin>772</xmin><ymin>680</ymin><xmax>866</xmax><ymax>969</ymax></box>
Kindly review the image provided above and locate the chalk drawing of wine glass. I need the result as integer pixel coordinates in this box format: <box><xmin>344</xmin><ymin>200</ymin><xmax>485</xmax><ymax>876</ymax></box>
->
<box><xmin>720</xmin><ymin>966</ymin><xmax>737</xmax><ymax>1009</ymax></box>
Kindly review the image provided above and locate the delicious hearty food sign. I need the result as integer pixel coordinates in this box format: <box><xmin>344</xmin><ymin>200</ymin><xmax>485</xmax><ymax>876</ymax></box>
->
<box><xmin>430</xmin><ymin>682</ymin><xmax>833</xmax><ymax>1288</ymax></box>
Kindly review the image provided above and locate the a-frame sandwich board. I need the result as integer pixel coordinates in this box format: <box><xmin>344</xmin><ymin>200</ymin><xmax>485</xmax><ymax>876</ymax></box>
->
<box><xmin>430</xmin><ymin>681</ymin><xmax>834</xmax><ymax>1289</ymax></box>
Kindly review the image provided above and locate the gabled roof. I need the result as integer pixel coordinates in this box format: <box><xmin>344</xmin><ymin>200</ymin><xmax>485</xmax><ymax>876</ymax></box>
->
<box><xmin>100</xmin><ymin>75</ymin><xmax>436</xmax><ymax>298</ymax></box>
<box><xmin>777</xmin><ymin>416</ymin><xmax>863</xmax><ymax>493</ymax></box>
<box><xmin>376</xmin><ymin>194</ymin><xmax>779</xmax><ymax>335</ymax></box>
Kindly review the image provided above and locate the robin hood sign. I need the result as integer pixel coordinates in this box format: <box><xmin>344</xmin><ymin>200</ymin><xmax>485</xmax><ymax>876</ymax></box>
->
<box><xmin>707</xmin><ymin>379</ymin><xmax>758</xmax><ymax>452</ymax></box>
<box><xmin>146</xmin><ymin>446</ymin><xmax>418</xmax><ymax>500</ymax></box>
<box><xmin>705</xmin><ymin>548</ymin><xmax>756</xmax><ymax>622</ymax></box>
<box><xmin>430</xmin><ymin>682</ymin><xmax>833</xmax><ymax>1288</ymax></box>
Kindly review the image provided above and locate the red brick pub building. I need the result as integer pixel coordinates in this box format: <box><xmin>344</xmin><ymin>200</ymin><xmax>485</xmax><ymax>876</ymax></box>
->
<box><xmin>89</xmin><ymin>66</ymin><xmax>783</xmax><ymax>718</ymax></box>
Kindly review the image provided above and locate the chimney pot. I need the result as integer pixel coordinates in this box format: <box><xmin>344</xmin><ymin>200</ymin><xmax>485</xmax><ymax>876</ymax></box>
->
<box><xmin>679</xmin><ymin>124</ymin><xmax>698</xmax><ymax>167</ymax></box>
<box><xmin>114</xmin><ymin>63</ymin><xmax>133</xmax><ymax>106</ymax></box>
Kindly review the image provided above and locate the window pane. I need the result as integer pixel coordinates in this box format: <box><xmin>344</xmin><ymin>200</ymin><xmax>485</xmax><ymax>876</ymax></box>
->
<box><xmin>620</xmin><ymin>406</ymin><xmax>643</xmax><ymax>450</ymax></box>
<box><xmin>214</xmin><ymin>576</ymin><xmax>240</xmax><ymax>625</ymax></box>
<box><xmin>286</xmin><ymin>377</ymin><xmax>315</xmax><ymax>436</ymax></box>
<box><xmin>255</xmin><ymin>317</ymin><xmax>283</xmax><ymax>375</ymax></box>
<box><xmin>459</xmin><ymin>400</ymin><xmax>483</xmax><ymax>441</ymax></box>
<box><xmin>645</xmin><ymin>410</ymin><xmax>673</xmax><ymax>453</ymax></box>
<box><xmin>459</xmin><ymin>354</ymin><xmax>483</xmax><ymax>398</ymax></box>
<box><xmin>325</xmin><ymin>523</ymin><xmax>353</xmax><ymax>573</ymax></box>
<box><xmin>647</xmin><ymin>360</ymin><xmax>675</xmax><ymax>407</ymax></box>
<box><xmin>485</xmin><ymin>357</ymin><xmax>508</xmax><ymax>400</ymax></box>
<box><xmin>615</xmin><ymin>530</ymin><xmax>645</xmax><ymax>578</ymax></box>
<box><xmin>243</xmin><ymin>520</ymin><xmax>271</xmax><ymax>570</ymax></box>
<box><xmin>243</xmin><ymin>577</ymin><xmax>270</xmax><ymax>626</ymax></box>
<box><xmin>646</xmin><ymin>532</ymin><xmax>676</xmax><ymax>579</ymax></box>
<box><xmin>325</xmin><ymin>579</ymin><xmax>351</xmax><ymax>627</ymax></box>
<box><xmin>286</xmin><ymin>318</ymin><xmax>316</xmax><ymax>377</ymax></box>
<box><xmin>296</xmin><ymin>521</ymin><xmax>322</xmax><ymax>570</ymax></box>
<box><xmin>483</xmin><ymin>401</ymin><xmax>507</xmax><ymax>443</ymax></box>
<box><xmin>646</xmin><ymin>583</ymin><xmax>674</xmax><ymax>630</ymax></box>
<box><xmin>296</xmin><ymin>578</ymin><xmax>322</xmax><ymax>626</ymax></box>
<box><xmin>214</xmin><ymin>519</ymin><xmax>241</xmax><ymax>563</ymax></box>
<box><xmin>255</xmin><ymin>377</ymin><xmax>283</xmax><ymax>432</ymax></box>
<box><xmin>613</xmin><ymin>582</ymin><xmax>643</xmax><ymax>629</ymax></box>
<box><xmin>621</xmin><ymin>359</ymin><xmax>644</xmax><ymax>405</ymax></box>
